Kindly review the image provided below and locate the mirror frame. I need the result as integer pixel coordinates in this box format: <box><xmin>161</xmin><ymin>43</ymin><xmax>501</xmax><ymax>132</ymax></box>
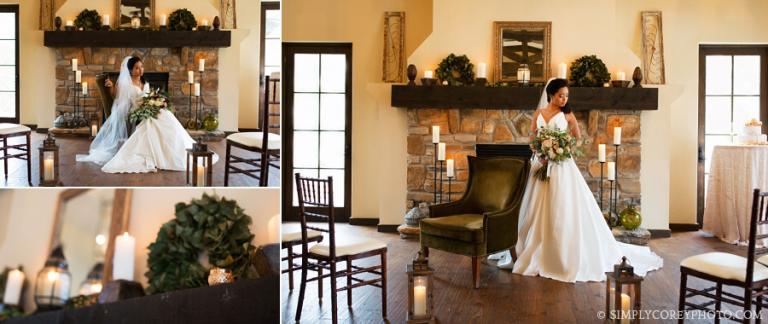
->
<box><xmin>115</xmin><ymin>0</ymin><xmax>156</xmax><ymax>29</ymax></box>
<box><xmin>48</xmin><ymin>189</ymin><xmax>132</xmax><ymax>285</ymax></box>
<box><xmin>492</xmin><ymin>21</ymin><xmax>552</xmax><ymax>83</ymax></box>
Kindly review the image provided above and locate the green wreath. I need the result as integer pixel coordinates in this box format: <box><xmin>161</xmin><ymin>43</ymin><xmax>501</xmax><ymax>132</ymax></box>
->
<box><xmin>569</xmin><ymin>55</ymin><xmax>612</xmax><ymax>87</ymax></box>
<box><xmin>168</xmin><ymin>9</ymin><xmax>198</xmax><ymax>31</ymax></box>
<box><xmin>145</xmin><ymin>193</ymin><xmax>257</xmax><ymax>294</ymax></box>
<box><xmin>435</xmin><ymin>53</ymin><xmax>475</xmax><ymax>86</ymax></box>
<box><xmin>74</xmin><ymin>9</ymin><xmax>102</xmax><ymax>31</ymax></box>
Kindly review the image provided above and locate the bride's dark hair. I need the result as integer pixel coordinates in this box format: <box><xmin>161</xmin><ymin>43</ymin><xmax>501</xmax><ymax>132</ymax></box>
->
<box><xmin>546</xmin><ymin>78</ymin><xmax>571</xmax><ymax>114</ymax></box>
<box><xmin>127</xmin><ymin>56</ymin><xmax>146</xmax><ymax>85</ymax></box>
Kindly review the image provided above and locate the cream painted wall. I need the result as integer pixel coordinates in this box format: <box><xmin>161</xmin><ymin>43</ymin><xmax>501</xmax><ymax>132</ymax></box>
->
<box><xmin>285</xmin><ymin>0</ymin><xmax>768</xmax><ymax>228</ymax></box>
<box><xmin>8</xmin><ymin>0</ymin><xmax>261</xmax><ymax>131</ymax></box>
<box><xmin>0</xmin><ymin>188</ymin><xmax>280</xmax><ymax>312</ymax></box>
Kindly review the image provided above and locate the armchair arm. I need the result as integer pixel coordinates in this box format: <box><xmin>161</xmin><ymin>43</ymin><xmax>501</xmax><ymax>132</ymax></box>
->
<box><xmin>428</xmin><ymin>199</ymin><xmax>477</xmax><ymax>218</ymax></box>
<box><xmin>483</xmin><ymin>190</ymin><xmax>525</xmax><ymax>253</ymax></box>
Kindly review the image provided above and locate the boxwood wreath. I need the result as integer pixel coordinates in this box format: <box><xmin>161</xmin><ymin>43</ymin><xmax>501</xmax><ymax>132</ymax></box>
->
<box><xmin>168</xmin><ymin>8</ymin><xmax>197</xmax><ymax>31</ymax></box>
<box><xmin>146</xmin><ymin>193</ymin><xmax>257</xmax><ymax>294</ymax></box>
<box><xmin>568</xmin><ymin>55</ymin><xmax>612</xmax><ymax>87</ymax></box>
<box><xmin>435</xmin><ymin>53</ymin><xmax>475</xmax><ymax>86</ymax></box>
<box><xmin>74</xmin><ymin>9</ymin><xmax>102</xmax><ymax>31</ymax></box>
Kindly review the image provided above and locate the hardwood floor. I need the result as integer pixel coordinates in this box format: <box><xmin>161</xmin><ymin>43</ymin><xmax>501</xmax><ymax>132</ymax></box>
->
<box><xmin>0</xmin><ymin>132</ymin><xmax>279</xmax><ymax>187</ymax></box>
<box><xmin>281</xmin><ymin>223</ymin><xmax>757</xmax><ymax>323</ymax></box>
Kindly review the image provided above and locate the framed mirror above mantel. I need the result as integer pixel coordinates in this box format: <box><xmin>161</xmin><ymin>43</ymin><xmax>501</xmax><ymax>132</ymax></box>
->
<box><xmin>48</xmin><ymin>189</ymin><xmax>132</xmax><ymax>296</ymax></box>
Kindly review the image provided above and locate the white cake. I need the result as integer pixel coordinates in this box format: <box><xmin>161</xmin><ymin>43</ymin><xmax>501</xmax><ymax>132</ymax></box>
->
<box><xmin>744</xmin><ymin>125</ymin><xmax>762</xmax><ymax>136</ymax></box>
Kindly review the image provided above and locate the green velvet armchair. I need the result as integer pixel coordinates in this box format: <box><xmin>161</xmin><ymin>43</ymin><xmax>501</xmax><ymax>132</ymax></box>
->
<box><xmin>420</xmin><ymin>156</ymin><xmax>530</xmax><ymax>288</ymax></box>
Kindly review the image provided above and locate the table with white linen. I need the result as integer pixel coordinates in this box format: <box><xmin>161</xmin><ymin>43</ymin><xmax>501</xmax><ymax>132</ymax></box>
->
<box><xmin>703</xmin><ymin>144</ymin><xmax>768</xmax><ymax>244</ymax></box>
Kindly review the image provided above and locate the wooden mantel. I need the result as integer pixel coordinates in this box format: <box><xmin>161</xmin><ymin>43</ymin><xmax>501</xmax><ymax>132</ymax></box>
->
<box><xmin>44</xmin><ymin>30</ymin><xmax>231</xmax><ymax>48</ymax></box>
<box><xmin>391</xmin><ymin>85</ymin><xmax>658</xmax><ymax>110</ymax></box>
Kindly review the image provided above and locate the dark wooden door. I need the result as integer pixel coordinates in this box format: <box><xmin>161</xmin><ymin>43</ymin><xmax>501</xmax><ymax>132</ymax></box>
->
<box><xmin>282</xmin><ymin>43</ymin><xmax>352</xmax><ymax>222</ymax></box>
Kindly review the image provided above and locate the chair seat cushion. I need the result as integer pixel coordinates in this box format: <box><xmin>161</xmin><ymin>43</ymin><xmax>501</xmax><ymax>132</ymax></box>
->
<box><xmin>227</xmin><ymin>132</ymin><xmax>280</xmax><ymax>150</ymax></box>
<box><xmin>681</xmin><ymin>252</ymin><xmax>768</xmax><ymax>282</ymax></box>
<box><xmin>281</xmin><ymin>230</ymin><xmax>323</xmax><ymax>244</ymax></box>
<box><xmin>420</xmin><ymin>214</ymin><xmax>485</xmax><ymax>244</ymax></box>
<box><xmin>309</xmin><ymin>238</ymin><xmax>386</xmax><ymax>257</ymax></box>
<box><xmin>0</xmin><ymin>123</ymin><xmax>30</xmax><ymax>135</ymax></box>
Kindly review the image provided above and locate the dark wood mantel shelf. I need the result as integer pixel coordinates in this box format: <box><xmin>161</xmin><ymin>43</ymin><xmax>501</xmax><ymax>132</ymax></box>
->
<box><xmin>44</xmin><ymin>30</ymin><xmax>231</xmax><ymax>48</ymax></box>
<box><xmin>391</xmin><ymin>85</ymin><xmax>658</xmax><ymax>110</ymax></box>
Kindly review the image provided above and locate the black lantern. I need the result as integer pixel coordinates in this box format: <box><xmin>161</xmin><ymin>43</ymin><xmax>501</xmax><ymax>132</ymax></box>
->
<box><xmin>605</xmin><ymin>257</ymin><xmax>643</xmax><ymax>323</ymax></box>
<box><xmin>186</xmin><ymin>142</ymin><xmax>213</xmax><ymax>186</ymax></box>
<box><xmin>38</xmin><ymin>133</ymin><xmax>60</xmax><ymax>187</ymax></box>
<box><xmin>517</xmin><ymin>64</ymin><xmax>530</xmax><ymax>85</ymax></box>
<box><xmin>34</xmin><ymin>246</ymin><xmax>71</xmax><ymax>311</ymax></box>
<box><xmin>78</xmin><ymin>263</ymin><xmax>103</xmax><ymax>296</ymax></box>
<box><xmin>406</xmin><ymin>251</ymin><xmax>435</xmax><ymax>323</ymax></box>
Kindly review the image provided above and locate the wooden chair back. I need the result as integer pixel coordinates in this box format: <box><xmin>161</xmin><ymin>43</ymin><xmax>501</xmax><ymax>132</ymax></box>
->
<box><xmin>295</xmin><ymin>174</ymin><xmax>336</xmax><ymax>258</ymax></box>
<box><xmin>746</xmin><ymin>188</ymin><xmax>768</xmax><ymax>284</ymax></box>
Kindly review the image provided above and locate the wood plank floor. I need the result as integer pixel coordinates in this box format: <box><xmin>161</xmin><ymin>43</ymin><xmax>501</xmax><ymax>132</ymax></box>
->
<box><xmin>0</xmin><ymin>132</ymin><xmax>279</xmax><ymax>187</ymax></box>
<box><xmin>281</xmin><ymin>223</ymin><xmax>758</xmax><ymax>323</ymax></box>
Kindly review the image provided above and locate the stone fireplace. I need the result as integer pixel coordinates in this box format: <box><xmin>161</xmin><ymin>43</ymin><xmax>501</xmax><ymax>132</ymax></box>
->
<box><xmin>405</xmin><ymin>108</ymin><xmax>642</xmax><ymax>212</ymax></box>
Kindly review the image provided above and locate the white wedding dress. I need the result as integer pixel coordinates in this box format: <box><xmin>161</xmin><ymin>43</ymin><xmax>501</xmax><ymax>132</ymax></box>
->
<box><xmin>499</xmin><ymin>110</ymin><xmax>663</xmax><ymax>282</ymax></box>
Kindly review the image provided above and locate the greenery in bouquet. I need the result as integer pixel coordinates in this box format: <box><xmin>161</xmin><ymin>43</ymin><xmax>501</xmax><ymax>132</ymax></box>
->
<box><xmin>530</xmin><ymin>128</ymin><xmax>583</xmax><ymax>181</ymax></box>
<box><xmin>128</xmin><ymin>89</ymin><xmax>172</xmax><ymax>124</ymax></box>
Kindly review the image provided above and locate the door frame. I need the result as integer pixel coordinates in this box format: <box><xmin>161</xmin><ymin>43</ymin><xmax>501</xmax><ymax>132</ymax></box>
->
<box><xmin>697</xmin><ymin>45</ymin><xmax>768</xmax><ymax>225</ymax></box>
<box><xmin>0</xmin><ymin>5</ymin><xmax>19</xmax><ymax>124</ymax></box>
<box><xmin>281</xmin><ymin>42</ymin><xmax>353</xmax><ymax>222</ymax></box>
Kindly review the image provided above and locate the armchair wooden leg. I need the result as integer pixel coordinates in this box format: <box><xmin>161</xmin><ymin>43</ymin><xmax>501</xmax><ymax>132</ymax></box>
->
<box><xmin>224</xmin><ymin>142</ymin><xmax>231</xmax><ymax>186</ymax></box>
<box><xmin>381</xmin><ymin>251</ymin><xmax>388</xmax><ymax>319</ymax></box>
<box><xmin>295</xmin><ymin>257</ymin><xmax>309</xmax><ymax>322</ymax></box>
<box><xmin>25</xmin><ymin>133</ymin><xmax>31</xmax><ymax>186</ymax></box>
<box><xmin>287</xmin><ymin>245</ymin><xmax>294</xmax><ymax>290</ymax></box>
<box><xmin>472</xmin><ymin>256</ymin><xmax>480</xmax><ymax>289</ymax></box>
<box><xmin>346</xmin><ymin>258</ymin><xmax>352</xmax><ymax>307</ymax></box>
<box><xmin>678</xmin><ymin>271</ymin><xmax>687</xmax><ymax>324</ymax></box>
<box><xmin>318</xmin><ymin>265</ymin><xmax>323</xmax><ymax>300</ymax></box>
<box><xmin>744</xmin><ymin>287</ymin><xmax>753</xmax><ymax>324</ymax></box>
<box><xmin>715</xmin><ymin>282</ymin><xmax>722</xmax><ymax>324</ymax></box>
<box><xmin>330</xmin><ymin>261</ymin><xmax>339</xmax><ymax>324</ymax></box>
<box><xmin>259</xmin><ymin>150</ymin><xmax>268</xmax><ymax>187</ymax></box>
<box><xmin>3</xmin><ymin>137</ymin><xmax>7</xmax><ymax>181</ymax></box>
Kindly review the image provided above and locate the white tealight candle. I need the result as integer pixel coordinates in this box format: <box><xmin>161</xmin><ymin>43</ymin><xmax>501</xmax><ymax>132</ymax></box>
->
<box><xmin>160</xmin><ymin>14</ymin><xmax>167</xmax><ymax>26</ymax></box>
<box><xmin>477</xmin><ymin>63</ymin><xmax>487</xmax><ymax>79</ymax></box>
<box><xmin>43</xmin><ymin>156</ymin><xmax>54</xmax><ymax>180</ymax></box>
<box><xmin>2</xmin><ymin>269</ymin><xmax>24</xmax><ymax>305</ymax></box>
<box><xmin>618</xmin><ymin>71</ymin><xmax>626</xmax><ymax>81</ymax></box>
<box><xmin>66</xmin><ymin>20</ymin><xmax>73</xmax><ymax>27</ymax></box>
<box><xmin>607</xmin><ymin>162</ymin><xmax>616</xmax><ymax>181</ymax></box>
<box><xmin>614</xmin><ymin>127</ymin><xmax>622</xmax><ymax>145</ymax></box>
<box><xmin>113</xmin><ymin>232</ymin><xmax>136</xmax><ymax>280</ymax></box>
<box><xmin>621</xmin><ymin>293</ymin><xmax>631</xmax><ymax>324</ymax></box>
<box><xmin>446</xmin><ymin>159</ymin><xmax>454</xmax><ymax>178</ymax></box>
<box><xmin>558</xmin><ymin>62</ymin><xmax>567</xmax><ymax>79</ymax></box>
<box><xmin>75</xmin><ymin>70</ymin><xmax>81</xmax><ymax>83</ymax></box>
<box><xmin>424</xmin><ymin>70</ymin><xmax>433</xmax><ymax>79</ymax></box>
<box><xmin>202</xmin><ymin>19</ymin><xmax>209</xmax><ymax>27</ymax></box>
<box><xmin>199</xmin><ymin>58</ymin><xmax>205</xmax><ymax>72</ymax></box>
<box><xmin>431</xmin><ymin>125</ymin><xmax>440</xmax><ymax>144</ymax></box>
<box><xmin>81</xmin><ymin>82</ymin><xmax>88</xmax><ymax>95</ymax></box>
<box><xmin>598</xmin><ymin>144</ymin><xmax>606</xmax><ymax>162</ymax></box>
<box><xmin>187</xmin><ymin>71</ymin><xmax>194</xmax><ymax>84</ymax></box>
<box><xmin>103</xmin><ymin>14</ymin><xmax>110</xmax><ymax>26</ymax></box>
<box><xmin>413</xmin><ymin>284</ymin><xmax>427</xmax><ymax>316</ymax></box>
<box><xmin>194</xmin><ymin>83</ymin><xmax>201</xmax><ymax>96</ymax></box>
<box><xmin>437</xmin><ymin>143</ymin><xmax>446</xmax><ymax>161</ymax></box>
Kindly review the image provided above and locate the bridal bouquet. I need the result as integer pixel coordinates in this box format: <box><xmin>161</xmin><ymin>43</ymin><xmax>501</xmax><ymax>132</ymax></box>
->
<box><xmin>128</xmin><ymin>89</ymin><xmax>173</xmax><ymax>124</ymax></box>
<box><xmin>530</xmin><ymin>128</ymin><xmax>582</xmax><ymax>181</ymax></box>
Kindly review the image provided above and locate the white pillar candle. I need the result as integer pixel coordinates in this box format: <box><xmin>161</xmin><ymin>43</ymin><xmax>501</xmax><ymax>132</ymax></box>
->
<box><xmin>621</xmin><ymin>293</ymin><xmax>631</xmax><ymax>324</ymax></box>
<box><xmin>607</xmin><ymin>162</ymin><xmax>616</xmax><ymax>181</ymax></box>
<box><xmin>91</xmin><ymin>124</ymin><xmax>97</xmax><ymax>137</ymax></box>
<box><xmin>198</xmin><ymin>59</ymin><xmax>205</xmax><ymax>72</ymax></box>
<box><xmin>617</xmin><ymin>71</ymin><xmax>626</xmax><ymax>81</ymax></box>
<box><xmin>437</xmin><ymin>143</ymin><xmax>446</xmax><ymax>161</ymax></box>
<box><xmin>196</xmin><ymin>165</ymin><xmax>206</xmax><ymax>186</ymax></box>
<box><xmin>71</xmin><ymin>58</ymin><xmax>78</xmax><ymax>71</ymax></box>
<box><xmin>187</xmin><ymin>71</ymin><xmax>194</xmax><ymax>84</ymax></box>
<box><xmin>413</xmin><ymin>282</ymin><xmax>427</xmax><ymax>316</ymax></box>
<box><xmin>81</xmin><ymin>82</ymin><xmax>88</xmax><ymax>95</ymax></box>
<box><xmin>558</xmin><ymin>62</ymin><xmax>567</xmax><ymax>79</ymax></box>
<box><xmin>446</xmin><ymin>159</ymin><xmax>454</xmax><ymax>178</ymax></box>
<box><xmin>2</xmin><ymin>269</ymin><xmax>24</xmax><ymax>305</ymax></box>
<box><xmin>113</xmin><ymin>232</ymin><xmax>136</xmax><ymax>281</ymax></box>
<box><xmin>194</xmin><ymin>83</ymin><xmax>201</xmax><ymax>96</ymax></box>
<box><xmin>613</xmin><ymin>127</ymin><xmax>622</xmax><ymax>145</ymax></box>
<box><xmin>431</xmin><ymin>125</ymin><xmax>440</xmax><ymax>144</ymax></box>
<box><xmin>66</xmin><ymin>20</ymin><xmax>73</xmax><ymax>27</ymax></box>
<box><xmin>424</xmin><ymin>70</ymin><xmax>433</xmax><ymax>79</ymax></box>
<box><xmin>103</xmin><ymin>14</ymin><xmax>110</xmax><ymax>26</ymax></box>
<box><xmin>202</xmin><ymin>19</ymin><xmax>209</xmax><ymax>27</ymax></box>
<box><xmin>160</xmin><ymin>14</ymin><xmax>167</xmax><ymax>26</ymax></box>
<box><xmin>43</xmin><ymin>156</ymin><xmax>54</xmax><ymax>180</ymax></box>
<box><xmin>598</xmin><ymin>144</ymin><xmax>606</xmax><ymax>162</ymax></box>
<box><xmin>477</xmin><ymin>63</ymin><xmax>487</xmax><ymax>79</ymax></box>
<box><xmin>75</xmin><ymin>70</ymin><xmax>81</xmax><ymax>83</ymax></box>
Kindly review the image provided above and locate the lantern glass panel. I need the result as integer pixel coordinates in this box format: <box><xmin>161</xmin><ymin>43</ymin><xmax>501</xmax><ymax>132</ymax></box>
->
<box><xmin>43</xmin><ymin>151</ymin><xmax>55</xmax><ymax>181</ymax></box>
<box><xmin>413</xmin><ymin>275</ymin><xmax>428</xmax><ymax>317</ymax></box>
<box><xmin>34</xmin><ymin>267</ymin><xmax>71</xmax><ymax>307</ymax></box>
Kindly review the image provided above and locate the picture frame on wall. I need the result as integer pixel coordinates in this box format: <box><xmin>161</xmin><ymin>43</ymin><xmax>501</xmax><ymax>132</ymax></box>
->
<box><xmin>382</xmin><ymin>11</ymin><xmax>405</xmax><ymax>83</ymax></box>
<box><xmin>492</xmin><ymin>21</ymin><xmax>551</xmax><ymax>83</ymax></box>
<box><xmin>116</xmin><ymin>0</ymin><xmax>155</xmax><ymax>29</ymax></box>
<box><xmin>220</xmin><ymin>0</ymin><xmax>237</xmax><ymax>29</ymax></box>
<box><xmin>641</xmin><ymin>11</ymin><xmax>665</xmax><ymax>84</ymax></box>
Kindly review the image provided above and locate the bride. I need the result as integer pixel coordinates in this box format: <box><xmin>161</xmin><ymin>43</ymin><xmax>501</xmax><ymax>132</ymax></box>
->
<box><xmin>493</xmin><ymin>78</ymin><xmax>663</xmax><ymax>282</ymax></box>
<box><xmin>77</xmin><ymin>56</ymin><xmax>208</xmax><ymax>173</ymax></box>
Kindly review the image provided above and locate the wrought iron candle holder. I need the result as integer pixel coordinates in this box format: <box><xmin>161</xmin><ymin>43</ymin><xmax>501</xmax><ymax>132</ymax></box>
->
<box><xmin>599</xmin><ymin>161</ymin><xmax>605</xmax><ymax>211</ymax></box>
<box><xmin>437</xmin><ymin>160</ymin><xmax>444</xmax><ymax>204</ymax></box>
<box><xmin>433</xmin><ymin>143</ymin><xmax>438</xmax><ymax>204</ymax></box>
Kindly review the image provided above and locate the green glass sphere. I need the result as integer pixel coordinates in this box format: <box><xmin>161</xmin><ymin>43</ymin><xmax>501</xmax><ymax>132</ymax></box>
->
<box><xmin>620</xmin><ymin>205</ymin><xmax>642</xmax><ymax>230</ymax></box>
<box><xmin>202</xmin><ymin>115</ymin><xmax>219</xmax><ymax>131</ymax></box>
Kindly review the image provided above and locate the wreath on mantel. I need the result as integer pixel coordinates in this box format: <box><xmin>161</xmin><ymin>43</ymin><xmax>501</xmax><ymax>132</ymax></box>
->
<box><xmin>145</xmin><ymin>193</ymin><xmax>257</xmax><ymax>294</ymax></box>
<box><xmin>168</xmin><ymin>8</ymin><xmax>198</xmax><ymax>31</ymax></box>
<box><xmin>74</xmin><ymin>9</ymin><xmax>102</xmax><ymax>31</ymax></box>
<box><xmin>569</xmin><ymin>55</ymin><xmax>611</xmax><ymax>87</ymax></box>
<box><xmin>435</xmin><ymin>53</ymin><xmax>475</xmax><ymax>86</ymax></box>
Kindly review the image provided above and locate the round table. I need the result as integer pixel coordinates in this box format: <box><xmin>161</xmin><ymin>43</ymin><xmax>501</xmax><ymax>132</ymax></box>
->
<box><xmin>703</xmin><ymin>144</ymin><xmax>768</xmax><ymax>244</ymax></box>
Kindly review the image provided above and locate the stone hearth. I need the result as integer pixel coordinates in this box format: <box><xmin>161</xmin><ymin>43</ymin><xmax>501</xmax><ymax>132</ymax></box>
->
<box><xmin>406</xmin><ymin>108</ymin><xmax>642</xmax><ymax>212</ymax></box>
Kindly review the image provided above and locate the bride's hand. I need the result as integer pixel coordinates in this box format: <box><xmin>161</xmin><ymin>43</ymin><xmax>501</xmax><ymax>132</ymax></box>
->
<box><xmin>104</xmin><ymin>79</ymin><xmax>113</xmax><ymax>88</ymax></box>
